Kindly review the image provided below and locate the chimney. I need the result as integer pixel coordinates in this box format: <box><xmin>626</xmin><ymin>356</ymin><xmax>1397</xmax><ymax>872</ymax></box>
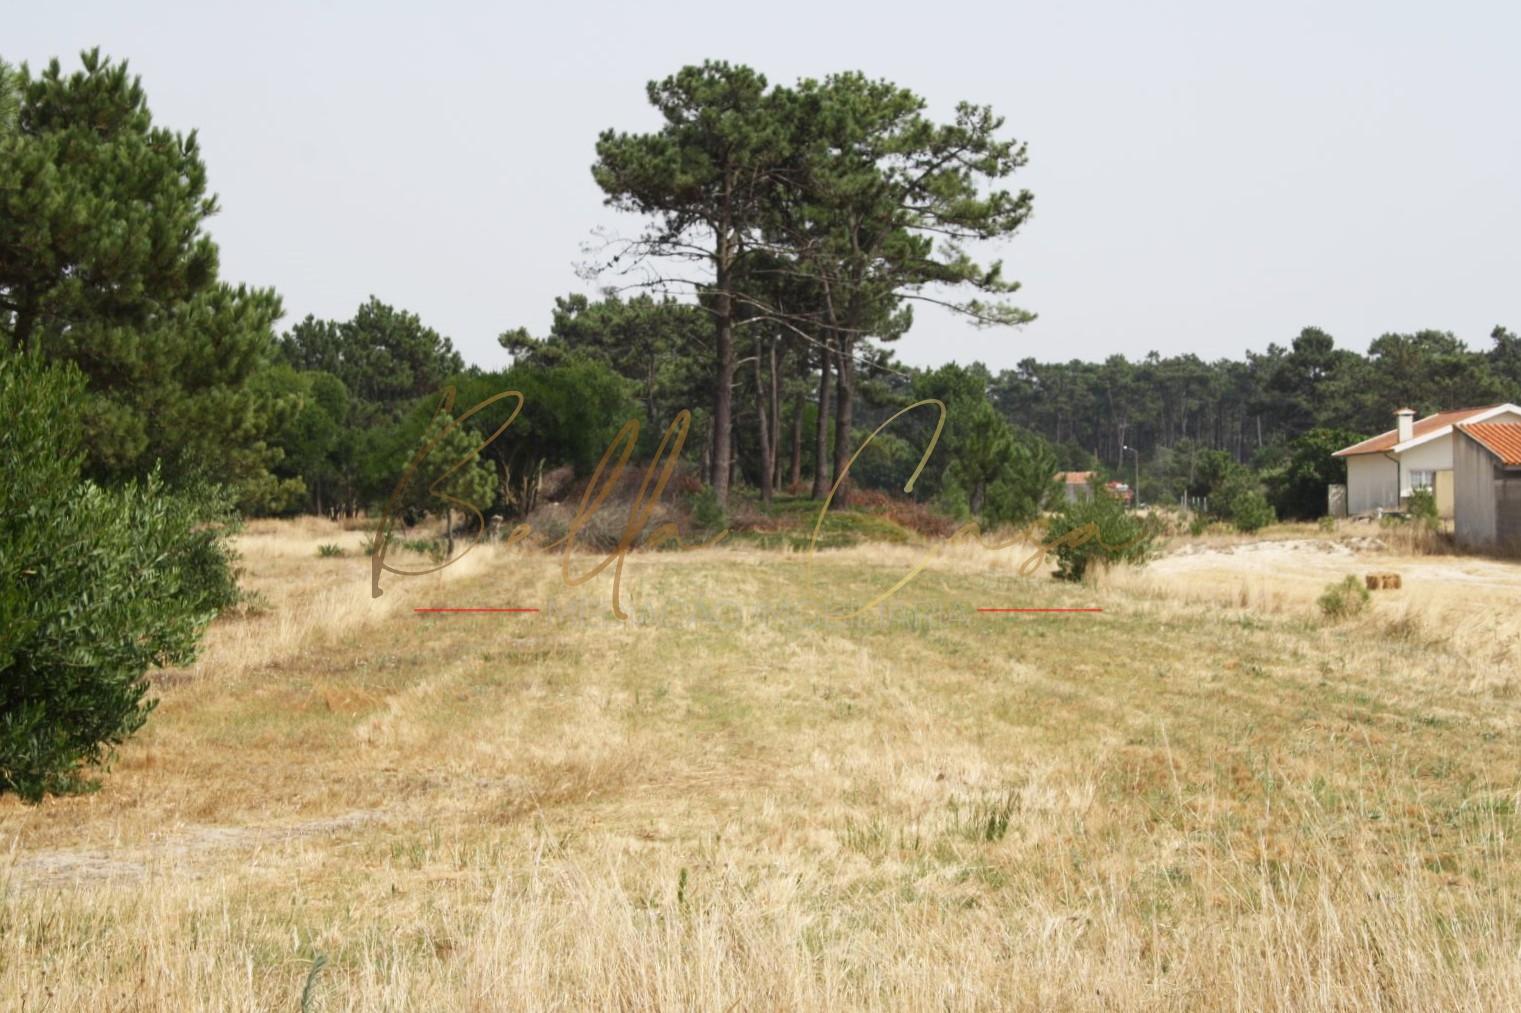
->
<box><xmin>1394</xmin><ymin>407</ymin><xmax>1415</xmax><ymax>444</ymax></box>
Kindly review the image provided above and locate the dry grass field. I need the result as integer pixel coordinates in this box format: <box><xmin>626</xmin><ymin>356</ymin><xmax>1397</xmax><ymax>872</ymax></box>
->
<box><xmin>4</xmin><ymin>516</ymin><xmax>1521</xmax><ymax>1009</ymax></box>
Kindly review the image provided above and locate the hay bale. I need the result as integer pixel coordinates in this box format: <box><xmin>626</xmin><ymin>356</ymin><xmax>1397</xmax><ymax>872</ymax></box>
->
<box><xmin>1365</xmin><ymin>572</ymin><xmax>1402</xmax><ymax>590</ymax></box>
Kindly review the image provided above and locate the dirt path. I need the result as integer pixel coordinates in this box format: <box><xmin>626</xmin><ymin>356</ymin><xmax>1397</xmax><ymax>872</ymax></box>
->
<box><xmin>4</xmin><ymin>808</ymin><xmax>388</xmax><ymax>889</ymax></box>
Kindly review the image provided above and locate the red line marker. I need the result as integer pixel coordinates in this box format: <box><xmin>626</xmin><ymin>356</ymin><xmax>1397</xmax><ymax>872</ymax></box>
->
<box><xmin>414</xmin><ymin>608</ymin><xmax>539</xmax><ymax>614</ymax></box>
<box><xmin>976</xmin><ymin>608</ymin><xmax>1103</xmax><ymax>613</ymax></box>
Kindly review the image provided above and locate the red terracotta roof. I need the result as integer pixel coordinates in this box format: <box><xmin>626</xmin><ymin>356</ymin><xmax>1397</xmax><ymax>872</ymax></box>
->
<box><xmin>1457</xmin><ymin>422</ymin><xmax>1521</xmax><ymax>466</ymax></box>
<box><xmin>1332</xmin><ymin>406</ymin><xmax>1503</xmax><ymax>457</ymax></box>
<box><xmin>1057</xmin><ymin>471</ymin><xmax>1096</xmax><ymax>484</ymax></box>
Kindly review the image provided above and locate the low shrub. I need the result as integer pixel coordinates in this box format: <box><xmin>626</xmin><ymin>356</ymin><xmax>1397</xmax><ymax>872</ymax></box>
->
<box><xmin>1044</xmin><ymin>486</ymin><xmax>1159</xmax><ymax>581</ymax></box>
<box><xmin>690</xmin><ymin>485</ymin><xmax>726</xmax><ymax>533</ymax></box>
<box><xmin>1406</xmin><ymin>488</ymin><xmax>1439</xmax><ymax>528</ymax></box>
<box><xmin>401</xmin><ymin>537</ymin><xmax>447</xmax><ymax>562</ymax></box>
<box><xmin>317</xmin><ymin>543</ymin><xmax>345</xmax><ymax>558</ymax></box>
<box><xmin>1318</xmin><ymin>575</ymin><xmax>1370</xmax><ymax>620</ymax></box>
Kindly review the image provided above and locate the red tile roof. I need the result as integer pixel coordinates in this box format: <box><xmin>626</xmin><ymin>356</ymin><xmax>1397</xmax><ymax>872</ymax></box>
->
<box><xmin>1057</xmin><ymin>471</ymin><xmax>1097</xmax><ymax>484</ymax></box>
<box><xmin>1457</xmin><ymin>422</ymin><xmax>1521</xmax><ymax>466</ymax></box>
<box><xmin>1332</xmin><ymin>406</ymin><xmax>1503</xmax><ymax>456</ymax></box>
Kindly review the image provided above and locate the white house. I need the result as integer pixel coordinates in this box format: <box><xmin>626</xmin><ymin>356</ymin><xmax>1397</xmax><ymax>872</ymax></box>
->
<box><xmin>1332</xmin><ymin>404</ymin><xmax>1521</xmax><ymax>517</ymax></box>
<box><xmin>1452</xmin><ymin>421</ymin><xmax>1521</xmax><ymax>549</ymax></box>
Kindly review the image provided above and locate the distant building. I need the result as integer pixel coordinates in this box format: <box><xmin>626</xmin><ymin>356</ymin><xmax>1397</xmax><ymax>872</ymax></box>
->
<box><xmin>1332</xmin><ymin>404</ymin><xmax>1521</xmax><ymax>517</ymax></box>
<box><xmin>1055</xmin><ymin>471</ymin><xmax>1130</xmax><ymax>505</ymax></box>
<box><xmin>1452</xmin><ymin>421</ymin><xmax>1521</xmax><ymax>549</ymax></box>
<box><xmin>1057</xmin><ymin>471</ymin><xmax>1097</xmax><ymax>503</ymax></box>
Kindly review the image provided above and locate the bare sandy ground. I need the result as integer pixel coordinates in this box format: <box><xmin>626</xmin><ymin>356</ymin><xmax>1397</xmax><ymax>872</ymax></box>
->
<box><xmin>1142</xmin><ymin>535</ymin><xmax>1521</xmax><ymax>613</ymax></box>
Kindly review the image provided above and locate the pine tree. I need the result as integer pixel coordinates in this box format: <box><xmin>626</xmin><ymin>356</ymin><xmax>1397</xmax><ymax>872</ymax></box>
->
<box><xmin>592</xmin><ymin>62</ymin><xmax>789</xmax><ymax>506</ymax></box>
<box><xmin>0</xmin><ymin>50</ymin><xmax>285</xmax><ymax>503</ymax></box>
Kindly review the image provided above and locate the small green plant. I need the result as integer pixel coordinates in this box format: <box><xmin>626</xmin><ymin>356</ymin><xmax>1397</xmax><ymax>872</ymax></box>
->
<box><xmin>401</xmin><ymin>537</ymin><xmax>447</xmax><ymax>563</ymax></box>
<box><xmin>316</xmin><ymin>543</ymin><xmax>345</xmax><ymax>558</ymax></box>
<box><xmin>1317</xmin><ymin>515</ymin><xmax>1337</xmax><ymax>533</ymax></box>
<box><xmin>690</xmin><ymin>484</ymin><xmax>726</xmax><ymax>533</ymax></box>
<box><xmin>1406</xmin><ymin>488</ymin><xmax>1439</xmax><ymax>528</ymax></box>
<box><xmin>947</xmin><ymin>791</ymin><xmax>1017</xmax><ymax>843</ymax></box>
<box><xmin>1187</xmin><ymin>514</ymin><xmax>1211</xmax><ymax>537</ymax></box>
<box><xmin>1318</xmin><ymin>575</ymin><xmax>1370</xmax><ymax>620</ymax></box>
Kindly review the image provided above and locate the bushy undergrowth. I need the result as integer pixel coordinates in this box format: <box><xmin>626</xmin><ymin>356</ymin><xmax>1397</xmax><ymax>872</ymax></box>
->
<box><xmin>689</xmin><ymin>485</ymin><xmax>726</xmax><ymax>533</ymax></box>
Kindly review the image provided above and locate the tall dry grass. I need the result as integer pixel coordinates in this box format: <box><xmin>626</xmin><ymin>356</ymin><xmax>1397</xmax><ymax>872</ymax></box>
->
<box><xmin>3</xmin><ymin>520</ymin><xmax>1521</xmax><ymax>1009</ymax></box>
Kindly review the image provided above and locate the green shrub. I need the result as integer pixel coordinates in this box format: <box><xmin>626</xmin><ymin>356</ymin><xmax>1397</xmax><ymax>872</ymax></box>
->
<box><xmin>1317</xmin><ymin>516</ymin><xmax>1337</xmax><ymax>533</ymax></box>
<box><xmin>317</xmin><ymin>543</ymin><xmax>345</xmax><ymax>558</ymax></box>
<box><xmin>401</xmin><ymin>537</ymin><xmax>447</xmax><ymax>562</ymax></box>
<box><xmin>1317</xmin><ymin>576</ymin><xmax>1370</xmax><ymax>621</ymax></box>
<box><xmin>690</xmin><ymin>484</ymin><xmax>726</xmax><ymax>533</ymax></box>
<box><xmin>1406</xmin><ymin>488</ymin><xmax>1439</xmax><ymax>528</ymax></box>
<box><xmin>1044</xmin><ymin>485</ymin><xmax>1158</xmax><ymax>581</ymax></box>
<box><xmin>0</xmin><ymin>354</ymin><xmax>238</xmax><ymax>802</ymax></box>
<box><xmin>1212</xmin><ymin>470</ymin><xmax>1276</xmax><ymax>533</ymax></box>
<box><xmin>1228</xmin><ymin>490</ymin><xmax>1276</xmax><ymax>533</ymax></box>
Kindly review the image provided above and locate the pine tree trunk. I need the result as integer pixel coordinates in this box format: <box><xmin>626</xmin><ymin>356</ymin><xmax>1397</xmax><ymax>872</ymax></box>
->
<box><xmin>711</xmin><ymin>238</ymin><xmax>735</xmax><ymax>505</ymax></box>
<box><xmin>768</xmin><ymin>338</ymin><xmax>782</xmax><ymax>493</ymax></box>
<box><xmin>811</xmin><ymin>340</ymin><xmax>834</xmax><ymax>499</ymax></box>
<box><xmin>831</xmin><ymin>340</ymin><xmax>856</xmax><ymax>508</ymax></box>
<box><xmin>701</xmin><ymin>418</ymin><xmax>712</xmax><ymax>485</ymax></box>
<box><xmin>754</xmin><ymin>335</ymin><xmax>773</xmax><ymax>506</ymax></box>
<box><xmin>789</xmin><ymin>390</ymin><xmax>804</xmax><ymax>490</ymax></box>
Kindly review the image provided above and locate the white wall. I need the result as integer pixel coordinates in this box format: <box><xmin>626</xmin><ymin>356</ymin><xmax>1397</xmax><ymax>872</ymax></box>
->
<box><xmin>1394</xmin><ymin>435</ymin><xmax>1453</xmax><ymax>497</ymax></box>
<box><xmin>1346</xmin><ymin>453</ymin><xmax>1398</xmax><ymax>514</ymax></box>
<box><xmin>1454</xmin><ymin>430</ymin><xmax>1498</xmax><ymax>547</ymax></box>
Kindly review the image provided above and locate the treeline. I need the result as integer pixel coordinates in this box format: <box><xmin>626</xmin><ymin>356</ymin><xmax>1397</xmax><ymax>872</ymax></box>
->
<box><xmin>987</xmin><ymin>326</ymin><xmax>1521</xmax><ymax>473</ymax></box>
<box><xmin>2</xmin><ymin>52</ymin><xmax>1040</xmax><ymax>525</ymax></box>
<box><xmin>7</xmin><ymin>50</ymin><xmax>1517</xmax><ymax>536</ymax></box>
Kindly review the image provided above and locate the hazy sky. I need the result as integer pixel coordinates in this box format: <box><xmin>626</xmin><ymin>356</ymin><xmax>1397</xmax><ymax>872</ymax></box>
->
<box><xmin>9</xmin><ymin>1</ymin><xmax>1520</xmax><ymax>370</ymax></box>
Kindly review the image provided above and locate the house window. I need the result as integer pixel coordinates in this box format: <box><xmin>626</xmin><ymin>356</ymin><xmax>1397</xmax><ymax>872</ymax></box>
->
<box><xmin>1409</xmin><ymin>469</ymin><xmax>1435</xmax><ymax>491</ymax></box>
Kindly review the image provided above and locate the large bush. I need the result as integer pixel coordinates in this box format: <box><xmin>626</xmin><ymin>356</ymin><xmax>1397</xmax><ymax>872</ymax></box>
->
<box><xmin>1043</xmin><ymin>481</ymin><xmax>1159</xmax><ymax>581</ymax></box>
<box><xmin>0</xmin><ymin>354</ymin><xmax>238</xmax><ymax>801</ymax></box>
<box><xmin>1215</xmin><ymin>471</ymin><xmax>1277</xmax><ymax>533</ymax></box>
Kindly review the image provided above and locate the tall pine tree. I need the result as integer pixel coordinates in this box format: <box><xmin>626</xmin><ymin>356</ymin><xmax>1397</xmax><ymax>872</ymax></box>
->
<box><xmin>0</xmin><ymin>50</ymin><xmax>286</xmax><ymax>505</ymax></box>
